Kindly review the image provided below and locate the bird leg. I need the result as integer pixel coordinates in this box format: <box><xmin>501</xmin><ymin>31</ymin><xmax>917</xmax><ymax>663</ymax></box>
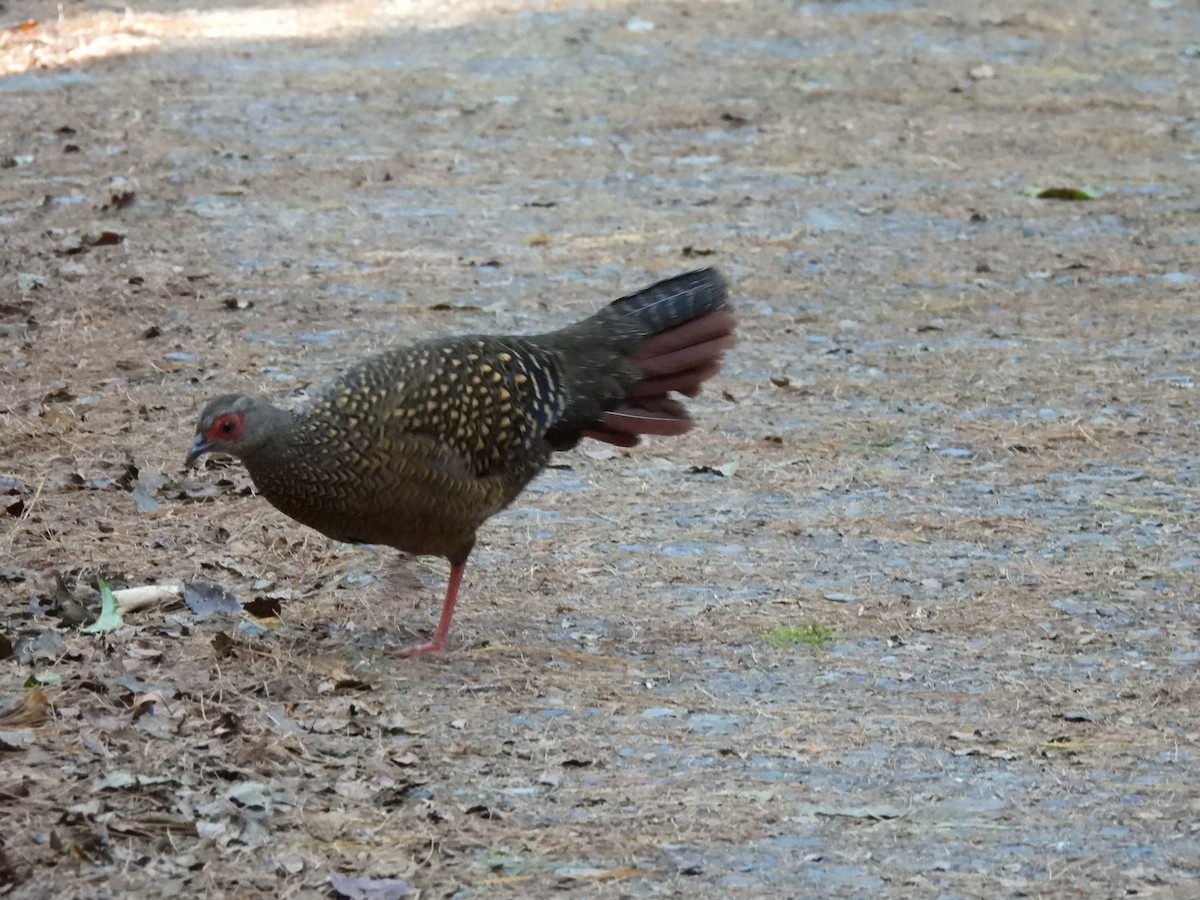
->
<box><xmin>393</xmin><ymin>559</ymin><xmax>467</xmax><ymax>657</ymax></box>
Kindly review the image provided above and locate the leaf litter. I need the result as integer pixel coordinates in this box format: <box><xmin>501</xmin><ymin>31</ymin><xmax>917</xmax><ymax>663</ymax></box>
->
<box><xmin>1</xmin><ymin>0</ymin><xmax>1198</xmax><ymax>897</ymax></box>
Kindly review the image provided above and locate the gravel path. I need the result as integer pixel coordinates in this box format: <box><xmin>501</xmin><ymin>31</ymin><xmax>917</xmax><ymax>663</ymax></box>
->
<box><xmin>2</xmin><ymin>1</ymin><xmax>1198</xmax><ymax>896</ymax></box>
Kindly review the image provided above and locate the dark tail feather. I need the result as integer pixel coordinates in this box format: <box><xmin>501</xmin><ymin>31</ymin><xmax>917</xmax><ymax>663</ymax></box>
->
<box><xmin>596</xmin><ymin>268</ymin><xmax>730</xmax><ymax>353</ymax></box>
<box><xmin>585</xmin><ymin>272</ymin><xmax>735</xmax><ymax>446</ymax></box>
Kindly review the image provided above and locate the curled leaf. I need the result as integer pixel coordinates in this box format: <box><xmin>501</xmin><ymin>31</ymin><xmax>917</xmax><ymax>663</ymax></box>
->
<box><xmin>81</xmin><ymin>580</ymin><xmax>124</xmax><ymax>634</ymax></box>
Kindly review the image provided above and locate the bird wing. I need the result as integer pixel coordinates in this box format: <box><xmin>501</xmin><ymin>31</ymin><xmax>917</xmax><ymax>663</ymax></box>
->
<box><xmin>330</xmin><ymin>335</ymin><xmax>569</xmax><ymax>478</ymax></box>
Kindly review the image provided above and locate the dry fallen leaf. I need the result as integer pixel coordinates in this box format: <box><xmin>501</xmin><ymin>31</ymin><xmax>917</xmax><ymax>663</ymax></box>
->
<box><xmin>0</xmin><ymin>688</ymin><xmax>51</xmax><ymax>728</ymax></box>
<box><xmin>329</xmin><ymin>872</ymin><xmax>413</xmax><ymax>900</ymax></box>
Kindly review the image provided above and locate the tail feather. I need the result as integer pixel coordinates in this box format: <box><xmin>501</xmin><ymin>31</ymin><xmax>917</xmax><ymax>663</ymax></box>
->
<box><xmin>632</xmin><ymin>358</ymin><xmax>724</xmax><ymax>399</ymax></box>
<box><xmin>590</xmin><ymin>271</ymin><xmax>733</xmax><ymax>445</ymax></box>
<box><xmin>628</xmin><ymin>309</ymin><xmax>737</xmax><ymax>362</ymax></box>
<box><xmin>584</xmin><ymin>398</ymin><xmax>693</xmax><ymax>447</ymax></box>
<box><xmin>595</xmin><ymin>268</ymin><xmax>730</xmax><ymax>353</ymax></box>
<box><xmin>544</xmin><ymin>268</ymin><xmax>734</xmax><ymax>450</ymax></box>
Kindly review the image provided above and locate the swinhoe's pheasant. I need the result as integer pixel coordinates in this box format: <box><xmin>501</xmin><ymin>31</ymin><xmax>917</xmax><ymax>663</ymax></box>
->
<box><xmin>186</xmin><ymin>268</ymin><xmax>734</xmax><ymax>656</ymax></box>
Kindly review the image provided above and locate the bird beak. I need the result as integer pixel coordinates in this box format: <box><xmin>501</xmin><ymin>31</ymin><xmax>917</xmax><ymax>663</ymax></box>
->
<box><xmin>185</xmin><ymin>434</ymin><xmax>215</xmax><ymax>468</ymax></box>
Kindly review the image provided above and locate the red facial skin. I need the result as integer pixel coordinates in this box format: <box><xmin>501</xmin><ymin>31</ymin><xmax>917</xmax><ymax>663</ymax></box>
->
<box><xmin>207</xmin><ymin>412</ymin><xmax>244</xmax><ymax>444</ymax></box>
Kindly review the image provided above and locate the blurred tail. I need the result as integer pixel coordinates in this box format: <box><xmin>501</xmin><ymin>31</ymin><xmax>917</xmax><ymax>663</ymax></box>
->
<box><xmin>582</xmin><ymin>268</ymin><xmax>735</xmax><ymax>446</ymax></box>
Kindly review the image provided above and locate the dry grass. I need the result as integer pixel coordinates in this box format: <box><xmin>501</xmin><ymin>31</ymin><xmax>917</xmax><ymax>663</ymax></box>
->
<box><xmin>2</xmin><ymin>0</ymin><xmax>1199</xmax><ymax>896</ymax></box>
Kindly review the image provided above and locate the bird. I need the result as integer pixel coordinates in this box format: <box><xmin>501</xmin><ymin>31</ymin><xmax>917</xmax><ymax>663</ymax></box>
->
<box><xmin>185</xmin><ymin>268</ymin><xmax>734</xmax><ymax>656</ymax></box>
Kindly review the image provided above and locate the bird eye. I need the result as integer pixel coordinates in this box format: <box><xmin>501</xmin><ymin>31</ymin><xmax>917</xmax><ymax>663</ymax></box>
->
<box><xmin>209</xmin><ymin>413</ymin><xmax>242</xmax><ymax>440</ymax></box>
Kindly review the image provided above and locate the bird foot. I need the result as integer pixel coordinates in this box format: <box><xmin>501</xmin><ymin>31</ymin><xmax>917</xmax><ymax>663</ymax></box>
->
<box><xmin>391</xmin><ymin>638</ymin><xmax>447</xmax><ymax>658</ymax></box>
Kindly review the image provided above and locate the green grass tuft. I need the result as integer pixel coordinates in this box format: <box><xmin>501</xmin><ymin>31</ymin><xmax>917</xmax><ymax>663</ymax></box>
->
<box><xmin>766</xmin><ymin>622</ymin><xmax>836</xmax><ymax>651</ymax></box>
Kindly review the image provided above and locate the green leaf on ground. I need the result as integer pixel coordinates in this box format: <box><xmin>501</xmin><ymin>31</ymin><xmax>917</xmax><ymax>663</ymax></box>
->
<box><xmin>81</xmin><ymin>579</ymin><xmax>124</xmax><ymax>633</ymax></box>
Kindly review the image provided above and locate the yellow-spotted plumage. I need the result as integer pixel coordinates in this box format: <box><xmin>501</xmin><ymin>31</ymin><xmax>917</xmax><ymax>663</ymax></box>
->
<box><xmin>187</xmin><ymin>268</ymin><xmax>734</xmax><ymax>656</ymax></box>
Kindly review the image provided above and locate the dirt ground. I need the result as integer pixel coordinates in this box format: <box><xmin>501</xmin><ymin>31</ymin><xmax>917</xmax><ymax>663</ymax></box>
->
<box><xmin>2</xmin><ymin>0</ymin><xmax>1198</xmax><ymax>896</ymax></box>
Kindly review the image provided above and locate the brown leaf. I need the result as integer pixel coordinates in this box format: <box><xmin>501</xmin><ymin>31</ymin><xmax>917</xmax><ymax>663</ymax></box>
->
<box><xmin>465</xmin><ymin>804</ymin><xmax>502</xmax><ymax>820</ymax></box>
<box><xmin>42</xmin><ymin>385</ymin><xmax>75</xmax><ymax>404</ymax></box>
<box><xmin>102</xmin><ymin>191</ymin><xmax>136</xmax><ymax>211</ymax></box>
<box><xmin>243</xmin><ymin>596</ymin><xmax>281</xmax><ymax>618</ymax></box>
<box><xmin>429</xmin><ymin>302</ymin><xmax>481</xmax><ymax>312</ymax></box>
<box><xmin>39</xmin><ymin>407</ymin><xmax>74</xmax><ymax>428</ymax></box>
<box><xmin>130</xmin><ymin>692</ymin><xmax>168</xmax><ymax>722</ymax></box>
<box><xmin>212</xmin><ymin>632</ymin><xmax>237</xmax><ymax>657</ymax></box>
<box><xmin>89</xmin><ymin>230</ymin><xmax>125</xmax><ymax>246</ymax></box>
<box><xmin>0</xmin><ymin>689</ymin><xmax>51</xmax><ymax>728</ymax></box>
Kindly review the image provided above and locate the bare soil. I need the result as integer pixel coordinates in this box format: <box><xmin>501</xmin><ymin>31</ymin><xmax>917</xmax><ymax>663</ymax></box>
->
<box><xmin>2</xmin><ymin>0</ymin><xmax>1198</xmax><ymax>896</ymax></box>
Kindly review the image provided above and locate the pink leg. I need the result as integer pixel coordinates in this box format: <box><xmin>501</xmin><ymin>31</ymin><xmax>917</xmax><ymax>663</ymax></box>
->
<box><xmin>393</xmin><ymin>561</ymin><xmax>466</xmax><ymax>657</ymax></box>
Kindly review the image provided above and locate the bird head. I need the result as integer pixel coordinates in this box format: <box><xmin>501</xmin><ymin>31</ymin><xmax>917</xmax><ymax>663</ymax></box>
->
<box><xmin>185</xmin><ymin>393</ymin><xmax>285</xmax><ymax>468</ymax></box>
